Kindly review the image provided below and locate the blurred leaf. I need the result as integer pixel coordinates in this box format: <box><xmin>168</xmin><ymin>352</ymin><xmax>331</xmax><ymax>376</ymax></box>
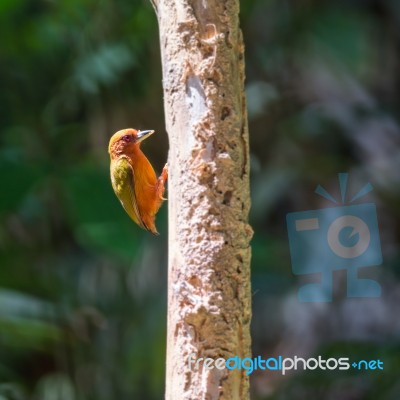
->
<box><xmin>35</xmin><ymin>374</ymin><xmax>76</xmax><ymax>400</ymax></box>
<box><xmin>74</xmin><ymin>44</ymin><xmax>136</xmax><ymax>94</ymax></box>
<box><xmin>0</xmin><ymin>289</ymin><xmax>54</xmax><ymax>319</ymax></box>
<box><xmin>0</xmin><ymin>317</ymin><xmax>62</xmax><ymax>350</ymax></box>
<box><xmin>0</xmin><ymin>383</ymin><xmax>25</xmax><ymax>400</ymax></box>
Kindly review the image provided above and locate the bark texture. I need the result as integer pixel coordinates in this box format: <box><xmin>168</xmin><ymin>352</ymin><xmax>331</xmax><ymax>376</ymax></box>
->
<box><xmin>155</xmin><ymin>0</ymin><xmax>253</xmax><ymax>398</ymax></box>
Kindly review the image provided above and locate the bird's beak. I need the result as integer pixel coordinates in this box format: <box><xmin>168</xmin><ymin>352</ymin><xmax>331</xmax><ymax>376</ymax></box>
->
<box><xmin>136</xmin><ymin>130</ymin><xmax>154</xmax><ymax>143</ymax></box>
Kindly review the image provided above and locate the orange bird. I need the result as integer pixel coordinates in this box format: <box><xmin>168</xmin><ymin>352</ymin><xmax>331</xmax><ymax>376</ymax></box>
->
<box><xmin>108</xmin><ymin>128</ymin><xmax>168</xmax><ymax>235</ymax></box>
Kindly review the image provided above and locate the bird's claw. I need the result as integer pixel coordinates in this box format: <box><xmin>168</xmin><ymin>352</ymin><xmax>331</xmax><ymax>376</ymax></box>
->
<box><xmin>161</xmin><ymin>163</ymin><xmax>168</xmax><ymax>181</ymax></box>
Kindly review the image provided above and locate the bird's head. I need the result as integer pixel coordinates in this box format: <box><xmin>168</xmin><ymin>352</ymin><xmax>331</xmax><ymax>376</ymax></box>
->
<box><xmin>108</xmin><ymin>128</ymin><xmax>154</xmax><ymax>158</ymax></box>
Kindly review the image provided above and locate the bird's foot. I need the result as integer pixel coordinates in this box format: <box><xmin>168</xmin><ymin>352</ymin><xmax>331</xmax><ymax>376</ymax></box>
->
<box><xmin>157</xmin><ymin>162</ymin><xmax>168</xmax><ymax>200</ymax></box>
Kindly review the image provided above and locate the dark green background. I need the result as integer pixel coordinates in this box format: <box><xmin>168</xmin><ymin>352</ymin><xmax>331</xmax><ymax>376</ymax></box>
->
<box><xmin>0</xmin><ymin>0</ymin><xmax>399</xmax><ymax>399</ymax></box>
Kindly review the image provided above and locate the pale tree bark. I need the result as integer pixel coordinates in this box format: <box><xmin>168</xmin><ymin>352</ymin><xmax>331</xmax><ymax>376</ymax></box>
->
<box><xmin>151</xmin><ymin>0</ymin><xmax>253</xmax><ymax>398</ymax></box>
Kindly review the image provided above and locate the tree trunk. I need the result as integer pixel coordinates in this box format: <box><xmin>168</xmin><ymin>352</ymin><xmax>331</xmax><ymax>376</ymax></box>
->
<box><xmin>153</xmin><ymin>0</ymin><xmax>253</xmax><ymax>398</ymax></box>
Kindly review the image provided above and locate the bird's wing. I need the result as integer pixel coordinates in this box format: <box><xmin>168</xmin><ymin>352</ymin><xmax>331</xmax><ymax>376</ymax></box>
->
<box><xmin>111</xmin><ymin>157</ymin><xmax>145</xmax><ymax>229</ymax></box>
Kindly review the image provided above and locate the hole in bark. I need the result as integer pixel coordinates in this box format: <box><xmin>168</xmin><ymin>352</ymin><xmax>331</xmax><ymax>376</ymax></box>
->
<box><xmin>204</xmin><ymin>48</ymin><xmax>213</xmax><ymax>58</ymax></box>
<box><xmin>209</xmin><ymin>207</ymin><xmax>218</xmax><ymax>215</ymax></box>
<box><xmin>236</xmin><ymin>254</ymin><xmax>243</xmax><ymax>263</ymax></box>
<box><xmin>184</xmin><ymin>372</ymin><xmax>192</xmax><ymax>391</ymax></box>
<box><xmin>222</xmin><ymin>191</ymin><xmax>232</xmax><ymax>205</ymax></box>
<box><xmin>188</xmin><ymin>275</ymin><xmax>201</xmax><ymax>287</ymax></box>
<box><xmin>221</xmin><ymin>107</ymin><xmax>231</xmax><ymax>120</ymax></box>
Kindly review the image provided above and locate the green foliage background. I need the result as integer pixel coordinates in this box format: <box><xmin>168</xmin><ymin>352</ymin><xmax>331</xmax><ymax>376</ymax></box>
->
<box><xmin>0</xmin><ymin>0</ymin><xmax>399</xmax><ymax>399</ymax></box>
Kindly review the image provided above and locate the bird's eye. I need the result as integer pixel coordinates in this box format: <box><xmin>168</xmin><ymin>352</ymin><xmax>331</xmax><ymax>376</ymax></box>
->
<box><xmin>122</xmin><ymin>135</ymin><xmax>132</xmax><ymax>142</ymax></box>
